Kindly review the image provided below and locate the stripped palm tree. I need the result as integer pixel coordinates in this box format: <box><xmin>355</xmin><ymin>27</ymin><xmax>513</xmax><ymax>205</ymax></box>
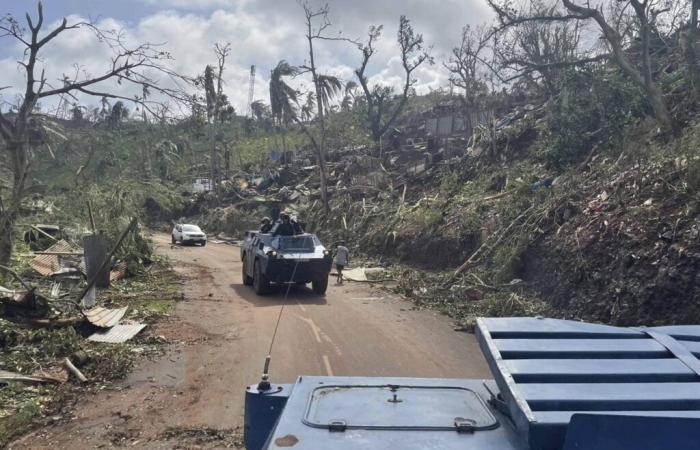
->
<box><xmin>316</xmin><ymin>74</ymin><xmax>343</xmax><ymax>115</ymax></box>
<box><xmin>270</xmin><ymin>60</ymin><xmax>299</xmax><ymax>126</ymax></box>
<box><xmin>269</xmin><ymin>60</ymin><xmax>300</xmax><ymax>154</ymax></box>
<box><xmin>301</xmin><ymin>92</ymin><xmax>316</xmax><ymax>122</ymax></box>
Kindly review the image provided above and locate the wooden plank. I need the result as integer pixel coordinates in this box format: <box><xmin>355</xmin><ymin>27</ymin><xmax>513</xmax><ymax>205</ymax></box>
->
<box><xmin>495</xmin><ymin>338</ymin><xmax>674</xmax><ymax>359</ymax></box>
<box><xmin>480</xmin><ymin>317</ymin><xmax>643</xmax><ymax>339</ymax></box>
<box><xmin>521</xmin><ymin>382</ymin><xmax>700</xmax><ymax>411</ymax></box>
<box><xmin>534</xmin><ymin>410</ymin><xmax>700</xmax><ymax>425</ymax></box>
<box><xmin>505</xmin><ymin>359</ymin><xmax>698</xmax><ymax>383</ymax></box>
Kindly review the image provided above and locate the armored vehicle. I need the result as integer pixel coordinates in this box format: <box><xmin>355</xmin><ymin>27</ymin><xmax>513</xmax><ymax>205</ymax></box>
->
<box><xmin>241</xmin><ymin>232</ymin><xmax>332</xmax><ymax>295</ymax></box>
<box><xmin>244</xmin><ymin>317</ymin><xmax>700</xmax><ymax>450</ymax></box>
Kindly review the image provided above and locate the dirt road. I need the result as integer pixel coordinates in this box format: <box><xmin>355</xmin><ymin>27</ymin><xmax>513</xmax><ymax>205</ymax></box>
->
<box><xmin>11</xmin><ymin>233</ymin><xmax>489</xmax><ymax>449</ymax></box>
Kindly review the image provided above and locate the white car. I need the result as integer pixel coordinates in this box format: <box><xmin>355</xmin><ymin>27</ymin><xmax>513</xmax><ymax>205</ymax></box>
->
<box><xmin>172</xmin><ymin>224</ymin><xmax>207</xmax><ymax>246</ymax></box>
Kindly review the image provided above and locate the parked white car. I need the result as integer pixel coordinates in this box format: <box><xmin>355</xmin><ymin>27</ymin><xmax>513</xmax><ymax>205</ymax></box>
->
<box><xmin>172</xmin><ymin>224</ymin><xmax>207</xmax><ymax>246</ymax></box>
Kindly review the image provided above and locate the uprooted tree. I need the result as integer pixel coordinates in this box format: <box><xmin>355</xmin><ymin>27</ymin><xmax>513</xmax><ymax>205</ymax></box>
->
<box><xmin>355</xmin><ymin>16</ymin><xmax>433</xmax><ymax>145</ymax></box>
<box><xmin>0</xmin><ymin>1</ymin><xmax>188</xmax><ymax>265</ymax></box>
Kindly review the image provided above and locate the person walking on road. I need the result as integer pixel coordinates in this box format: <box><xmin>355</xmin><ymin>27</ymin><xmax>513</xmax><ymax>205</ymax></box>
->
<box><xmin>335</xmin><ymin>241</ymin><xmax>349</xmax><ymax>285</ymax></box>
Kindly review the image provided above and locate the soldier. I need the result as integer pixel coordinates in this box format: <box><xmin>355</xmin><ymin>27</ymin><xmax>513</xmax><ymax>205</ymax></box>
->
<box><xmin>260</xmin><ymin>217</ymin><xmax>273</xmax><ymax>233</ymax></box>
<box><xmin>273</xmin><ymin>213</ymin><xmax>295</xmax><ymax>236</ymax></box>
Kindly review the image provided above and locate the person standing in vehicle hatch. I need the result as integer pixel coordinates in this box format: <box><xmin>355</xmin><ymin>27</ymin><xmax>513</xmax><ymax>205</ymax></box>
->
<box><xmin>335</xmin><ymin>241</ymin><xmax>349</xmax><ymax>284</ymax></box>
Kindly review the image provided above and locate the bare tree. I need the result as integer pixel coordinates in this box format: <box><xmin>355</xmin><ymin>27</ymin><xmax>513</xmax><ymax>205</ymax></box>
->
<box><xmin>355</xmin><ymin>17</ymin><xmax>433</xmax><ymax>145</ymax></box>
<box><xmin>298</xmin><ymin>1</ymin><xmax>351</xmax><ymax>212</ymax></box>
<box><xmin>445</xmin><ymin>25</ymin><xmax>491</xmax><ymax>106</ymax></box>
<box><xmin>487</xmin><ymin>0</ymin><xmax>674</xmax><ymax>130</ymax></box>
<box><xmin>0</xmin><ymin>2</ymin><xmax>189</xmax><ymax>265</ymax></box>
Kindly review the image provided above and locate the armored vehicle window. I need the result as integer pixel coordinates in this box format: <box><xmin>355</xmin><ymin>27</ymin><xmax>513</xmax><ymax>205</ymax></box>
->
<box><xmin>276</xmin><ymin>236</ymin><xmax>315</xmax><ymax>252</ymax></box>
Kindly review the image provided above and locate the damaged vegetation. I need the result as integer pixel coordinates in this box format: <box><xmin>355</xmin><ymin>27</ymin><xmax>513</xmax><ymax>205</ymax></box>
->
<box><xmin>0</xmin><ymin>0</ymin><xmax>699</xmax><ymax>444</ymax></box>
<box><xmin>0</xmin><ymin>185</ymin><xmax>180</xmax><ymax>445</ymax></box>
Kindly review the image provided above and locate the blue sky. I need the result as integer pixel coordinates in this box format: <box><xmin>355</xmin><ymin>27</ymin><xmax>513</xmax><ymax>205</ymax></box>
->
<box><xmin>1</xmin><ymin>0</ymin><xmax>493</xmax><ymax>114</ymax></box>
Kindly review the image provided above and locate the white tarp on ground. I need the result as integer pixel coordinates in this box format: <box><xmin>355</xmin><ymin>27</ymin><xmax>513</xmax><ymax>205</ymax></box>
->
<box><xmin>337</xmin><ymin>267</ymin><xmax>389</xmax><ymax>282</ymax></box>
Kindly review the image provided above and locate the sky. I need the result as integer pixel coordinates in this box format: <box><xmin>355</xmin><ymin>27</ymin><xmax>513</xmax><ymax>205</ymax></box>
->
<box><xmin>0</xmin><ymin>0</ymin><xmax>493</xmax><ymax>116</ymax></box>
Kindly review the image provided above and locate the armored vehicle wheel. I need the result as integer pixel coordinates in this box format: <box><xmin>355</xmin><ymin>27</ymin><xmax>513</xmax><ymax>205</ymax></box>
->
<box><xmin>312</xmin><ymin>276</ymin><xmax>328</xmax><ymax>295</ymax></box>
<box><xmin>253</xmin><ymin>260</ymin><xmax>270</xmax><ymax>295</ymax></box>
<box><xmin>242</xmin><ymin>258</ymin><xmax>253</xmax><ymax>286</ymax></box>
<box><xmin>201</xmin><ymin>241</ymin><xmax>206</xmax><ymax>247</ymax></box>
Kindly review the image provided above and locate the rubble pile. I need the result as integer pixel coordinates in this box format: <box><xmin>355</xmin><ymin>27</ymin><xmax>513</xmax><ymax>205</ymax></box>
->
<box><xmin>0</xmin><ymin>216</ymin><xmax>177</xmax><ymax>445</ymax></box>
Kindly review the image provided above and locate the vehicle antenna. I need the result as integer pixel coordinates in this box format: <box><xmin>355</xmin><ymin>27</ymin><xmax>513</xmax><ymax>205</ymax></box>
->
<box><xmin>258</xmin><ymin>259</ymin><xmax>301</xmax><ymax>391</ymax></box>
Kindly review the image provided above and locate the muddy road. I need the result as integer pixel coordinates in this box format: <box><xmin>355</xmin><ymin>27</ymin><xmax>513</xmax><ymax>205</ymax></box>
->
<box><xmin>11</xmin><ymin>233</ymin><xmax>489</xmax><ymax>449</ymax></box>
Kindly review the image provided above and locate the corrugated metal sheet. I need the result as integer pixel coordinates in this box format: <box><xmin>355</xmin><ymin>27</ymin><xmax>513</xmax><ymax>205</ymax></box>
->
<box><xmin>88</xmin><ymin>323</ymin><xmax>146</xmax><ymax>343</ymax></box>
<box><xmin>83</xmin><ymin>306</ymin><xmax>127</xmax><ymax>328</ymax></box>
<box><xmin>30</xmin><ymin>240</ymin><xmax>84</xmax><ymax>276</ymax></box>
<box><xmin>109</xmin><ymin>262</ymin><xmax>128</xmax><ymax>282</ymax></box>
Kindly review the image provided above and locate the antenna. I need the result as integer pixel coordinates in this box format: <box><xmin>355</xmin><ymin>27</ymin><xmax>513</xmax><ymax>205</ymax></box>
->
<box><xmin>257</xmin><ymin>259</ymin><xmax>300</xmax><ymax>392</ymax></box>
<box><xmin>246</xmin><ymin>64</ymin><xmax>256</xmax><ymax>118</ymax></box>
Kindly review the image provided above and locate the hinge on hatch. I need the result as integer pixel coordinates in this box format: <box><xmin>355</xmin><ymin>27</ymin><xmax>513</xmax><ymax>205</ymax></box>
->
<box><xmin>454</xmin><ymin>417</ymin><xmax>477</xmax><ymax>433</ymax></box>
<box><xmin>328</xmin><ymin>420</ymin><xmax>347</xmax><ymax>432</ymax></box>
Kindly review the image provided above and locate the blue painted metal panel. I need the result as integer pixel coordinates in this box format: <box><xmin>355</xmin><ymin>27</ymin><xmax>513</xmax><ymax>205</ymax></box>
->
<box><xmin>264</xmin><ymin>376</ymin><xmax>526</xmax><ymax>450</ymax></box>
<box><xmin>562</xmin><ymin>414</ymin><xmax>700</xmax><ymax>450</ymax></box>
<box><xmin>505</xmin><ymin>358</ymin><xmax>697</xmax><ymax>382</ymax></box>
<box><xmin>244</xmin><ymin>384</ymin><xmax>293</xmax><ymax>450</ymax></box>
<box><xmin>479</xmin><ymin>317</ymin><xmax>641</xmax><ymax>339</ymax></box>
<box><xmin>476</xmin><ymin>317</ymin><xmax>700</xmax><ymax>450</ymax></box>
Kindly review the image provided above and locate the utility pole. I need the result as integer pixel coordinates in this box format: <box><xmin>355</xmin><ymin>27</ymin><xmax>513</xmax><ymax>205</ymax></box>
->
<box><xmin>246</xmin><ymin>65</ymin><xmax>256</xmax><ymax>118</ymax></box>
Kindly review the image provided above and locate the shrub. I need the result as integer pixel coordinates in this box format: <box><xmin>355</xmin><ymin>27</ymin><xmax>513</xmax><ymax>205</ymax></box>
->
<box><xmin>543</xmin><ymin>68</ymin><xmax>644</xmax><ymax>168</ymax></box>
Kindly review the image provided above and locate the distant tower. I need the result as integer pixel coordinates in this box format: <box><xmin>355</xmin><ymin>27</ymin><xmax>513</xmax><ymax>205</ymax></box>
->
<box><xmin>246</xmin><ymin>65</ymin><xmax>256</xmax><ymax>118</ymax></box>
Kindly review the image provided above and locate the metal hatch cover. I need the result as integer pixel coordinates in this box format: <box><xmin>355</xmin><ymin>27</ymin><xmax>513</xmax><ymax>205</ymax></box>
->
<box><xmin>302</xmin><ymin>384</ymin><xmax>498</xmax><ymax>431</ymax></box>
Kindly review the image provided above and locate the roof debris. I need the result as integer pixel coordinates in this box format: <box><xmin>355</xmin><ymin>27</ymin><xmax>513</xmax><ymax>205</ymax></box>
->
<box><xmin>88</xmin><ymin>323</ymin><xmax>146</xmax><ymax>343</ymax></box>
<box><xmin>83</xmin><ymin>306</ymin><xmax>128</xmax><ymax>328</ymax></box>
<box><xmin>30</xmin><ymin>239</ymin><xmax>84</xmax><ymax>276</ymax></box>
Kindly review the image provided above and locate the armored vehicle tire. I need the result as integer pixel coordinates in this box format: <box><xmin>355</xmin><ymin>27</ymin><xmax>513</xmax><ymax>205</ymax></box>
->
<box><xmin>312</xmin><ymin>276</ymin><xmax>328</xmax><ymax>295</ymax></box>
<box><xmin>253</xmin><ymin>260</ymin><xmax>271</xmax><ymax>295</ymax></box>
<box><xmin>242</xmin><ymin>258</ymin><xmax>253</xmax><ymax>286</ymax></box>
<box><xmin>201</xmin><ymin>241</ymin><xmax>206</xmax><ymax>246</ymax></box>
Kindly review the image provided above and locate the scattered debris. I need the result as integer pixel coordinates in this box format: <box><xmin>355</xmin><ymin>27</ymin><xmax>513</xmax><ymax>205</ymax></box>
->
<box><xmin>30</xmin><ymin>239</ymin><xmax>84</xmax><ymax>277</ymax></box>
<box><xmin>83</xmin><ymin>306</ymin><xmax>128</xmax><ymax>328</ymax></box>
<box><xmin>63</xmin><ymin>358</ymin><xmax>88</xmax><ymax>383</ymax></box>
<box><xmin>109</xmin><ymin>262</ymin><xmax>128</xmax><ymax>282</ymax></box>
<box><xmin>88</xmin><ymin>323</ymin><xmax>146</xmax><ymax>343</ymax></box>
<box><xmin>0</xmin><ymin>370</ymin><xmax>63</xmax><ymax>385</ymax></box>
<box><xmin>339</xmin><ymin>267</ymin><xmax>390</xmax><ymax>282</ymax></box>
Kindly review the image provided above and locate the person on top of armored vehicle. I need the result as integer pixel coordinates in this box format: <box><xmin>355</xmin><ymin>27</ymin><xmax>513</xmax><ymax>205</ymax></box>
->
<box><xmin>260</xmin><ymin>217</ymin><xmax>273</xmax><ymax>233</ymax></box>
<box><xmin>290</xmin><ymin>214</ymin><xmax>305</xmax><ymax>234</ymax></box>
<box><xmin>272</xmin><ymin>213</ymin><xmax>296</xmax><ymax>236</ymax></box>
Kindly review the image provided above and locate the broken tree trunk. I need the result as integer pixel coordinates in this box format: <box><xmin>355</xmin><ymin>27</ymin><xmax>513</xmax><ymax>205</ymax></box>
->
<box><xmin>454</xmin><ymin>205</ymin><xmax>534</xmax><ymax>277</ymax></box>
<box><xmin>0</xmin><ymin>264</ymin><xmax>32</xmax><ymax>291</ymax></box>
<box><xmin>64</xmin><ymin>357</ymin><xmax>88</xmax><ymax>383</ymax></box>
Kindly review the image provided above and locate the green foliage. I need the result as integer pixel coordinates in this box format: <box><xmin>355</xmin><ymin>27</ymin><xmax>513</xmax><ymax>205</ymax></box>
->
<box><xmin>0</xmin><ymin>384</ymin><xmax>45</xmax><ymax>448</ymax></box>
<box><xmin>542</xmin><ymin>68</ymin><xmax>644</xmax><ymax>168</ymax></box>
<box><xmin>236</xmin><ymin>130</ymin><xmax>307</xmax><ymax>166</ymax></box>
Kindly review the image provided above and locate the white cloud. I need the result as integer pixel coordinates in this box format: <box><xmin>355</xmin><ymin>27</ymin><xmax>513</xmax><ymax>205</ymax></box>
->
<box><xmin>0</xmin><ymin>1</ymin><xmax>492</xmax><ymax>115</ymax></box>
